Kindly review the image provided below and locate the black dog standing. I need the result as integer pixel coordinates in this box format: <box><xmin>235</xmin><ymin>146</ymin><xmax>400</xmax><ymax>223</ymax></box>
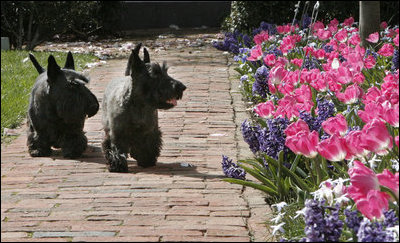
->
<box><xmin>102</xmin><ymin>43</ymin><xmax>186</xmax><ymax>172</ymax></box>
<box><xmin>27</xmin><ymin>52</ymin><xmax>99</xmax><ymax>158</ymax></box>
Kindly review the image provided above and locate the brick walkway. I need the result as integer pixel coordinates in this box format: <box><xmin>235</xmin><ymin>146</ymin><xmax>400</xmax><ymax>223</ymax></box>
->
<box><xmin>1</xmin><ymin>43</ymin><xmax>272</xmax><ymax>242</ymax></box>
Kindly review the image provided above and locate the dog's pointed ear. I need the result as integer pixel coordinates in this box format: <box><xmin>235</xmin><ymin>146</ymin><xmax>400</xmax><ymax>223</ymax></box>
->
<box><xmin>64</xmin><ymin>51</ymin><xmax>75</xmax><ymax>70</ymax></box>
<box><xmin>125</xmin><ymin>51</ymin><xmax>134</xmax><ymax>76</ymax></box>
<box><xmin>29</xmin><ymin>53</ymin><xmax>45</xmax><ymax>74</ymax></box>
<box><xmin>143</xmin><ymin>48</ymin><xmax>150</xmax><ymax>63</ymax></box>
<box><xmin>47</xmin><ymin>55</ymin><xmax>61</xmax><ymax>83</ymax></box>
<box><xmin>129</xmin><ymin>43</ymin><xmax>148</xmax><ymax>77</ymax></box>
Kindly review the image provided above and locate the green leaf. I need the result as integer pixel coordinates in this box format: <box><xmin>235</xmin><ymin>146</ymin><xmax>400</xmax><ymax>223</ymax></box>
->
<box><xmin>380</xmin><ymin>185</ymin><xmax>399</xmax><ymax>204</ymax></box>
<box><xmin>222</xmin><ymin>178</ymin><xmax>279</xmax><ymax>196</ymax></box>
<box><xmin>264</xmin><ymin>154</ymin><xmax>312</xmax><ymax>192</ymax></box>
<box><xmin>238</xmin><ymin>163</ymin><xmax>278</xmax><ymax>191</ymax></box>
<box><xmin>234</xmin><ymin>67</ymin><xmax>245</xmax><ymax>75</ymax></box>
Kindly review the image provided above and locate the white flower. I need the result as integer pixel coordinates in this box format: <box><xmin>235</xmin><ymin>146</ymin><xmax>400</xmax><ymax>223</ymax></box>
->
<box><xmin>386</xmin><ymin>225</ymin><xmax>399</xmax><ymax>242</ymax></box>
<box><xmin>271</xmin><ymin>201</ymin><xmax>288</xmax><ymax>213</ymax></box>
<box><xmin>334</xmin><ymin>194</ymin><xmax>350</xmax><ymax>205</ymax></box>
<box><xmin>270</xmin><ymin>212</ymin><xmax>286</xmax><ymax>224</ymax></box>
<box><xmin>331</xmin><ymin>58</ymin><xmax>340</xmax><ymax>69</ymax></box>
<box><xmin>294</xmin><ymin>207</ymin><xmax>307</xmax><ymax>219</ymax></box>
<box><xmin>271</xmin><ymin>222</ymin><xmax>286</xmax><ymax>236</ymax></box>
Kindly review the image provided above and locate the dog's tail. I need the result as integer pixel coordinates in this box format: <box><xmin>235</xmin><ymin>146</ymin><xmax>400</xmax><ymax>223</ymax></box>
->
<box><xmin>29</xmin><ymin>53</ymin><xmax>45</xmax><ymax>74</ymax></box>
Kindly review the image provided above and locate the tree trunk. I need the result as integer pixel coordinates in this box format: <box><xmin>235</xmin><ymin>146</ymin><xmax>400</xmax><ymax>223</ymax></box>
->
<box><xmin>359</xmin><ymin>1</ymin><xmax>380</xmax><ymax>47</ymax></box>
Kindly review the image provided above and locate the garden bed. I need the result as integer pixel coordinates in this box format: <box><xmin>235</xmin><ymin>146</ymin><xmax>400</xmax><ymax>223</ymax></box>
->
<box><xmin>214</xmin><ymin>8</ymin><xmax>399</xmax><ymax>242</ymax></box>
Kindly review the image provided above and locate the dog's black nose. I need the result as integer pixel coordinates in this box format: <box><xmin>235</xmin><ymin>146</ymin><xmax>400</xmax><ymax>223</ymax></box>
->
<box><xmin>179</xmin><ymin>82</ymin><xmax>186</xmax><ymax>92</ymax></box>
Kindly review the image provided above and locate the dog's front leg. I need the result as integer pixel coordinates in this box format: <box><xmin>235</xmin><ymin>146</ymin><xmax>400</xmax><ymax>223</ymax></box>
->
<box><xmin>103</xmin><ymin>133</ymin><xmax>129</xmax><ymax>172</ymax></box>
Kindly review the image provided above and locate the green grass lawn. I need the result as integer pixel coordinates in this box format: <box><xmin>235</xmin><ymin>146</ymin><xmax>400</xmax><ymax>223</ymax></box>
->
<box><xmin>1</xmin><ymin>50</ymin><xmax>98</xmax><ymax>143</ymax></box>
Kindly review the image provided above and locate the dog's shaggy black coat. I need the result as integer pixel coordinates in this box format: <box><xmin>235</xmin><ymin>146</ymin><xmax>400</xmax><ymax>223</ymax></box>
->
<box><xmin>27</xmin><ymin>52</ymin><xmax>99</xmax><ymax>158</ymax></box>
<box><xmin>102</xmin><ymin>43</ymin><xmax>186</xmax><ymax>172</ymax></box>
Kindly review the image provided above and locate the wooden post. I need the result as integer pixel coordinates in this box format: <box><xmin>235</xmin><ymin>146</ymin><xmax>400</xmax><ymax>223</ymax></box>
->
<box><xmin>359</xmin><ymin>1</ymin><xmax>380</xmax><ymax>47</ymax></box>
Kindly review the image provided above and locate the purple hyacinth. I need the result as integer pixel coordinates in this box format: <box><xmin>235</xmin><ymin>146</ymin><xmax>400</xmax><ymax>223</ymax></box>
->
<box><xmin>303</xmin><ymin>199</ymin><xmax>326</xmax><ymax>241</ymax></box>
<box><xmin>301</xmin><ymin>14</ymin><xmax>312</xmax><ymax>30</ymax></box>
<box><xmin>392</xmin><ymin>49</ymin><xmax>399</xmax><ymax>71</ymax></box>
<box><xmin>298</xmin><ymin>98</ymin><xmax>335</xmax><ymax>135</ymax></box>
<box><xmin>383</xmin><ymin>210</ymin><xmax>399</xmax><ymax>228</ymax></box>
<box><xmin>365</xmin><ymin>48</ymin><xmax>379</xmax><ymax>60</ymax></box>
<box><xmin>252</xmin><ymin>65</ymin><xmax>270</xmax><ymax>98</ymax></box>
<box><xmin>241</xmin><ymin>120</ymin><xmax>260</xmax><ymax>154</ymax></box>
<box><xmin>301</xmin><ymin>55</ymin><xmax>321</xmax><ymax>70</ymax></box>
<box><xmin>344</xmin><ymin>208</ymin><xmax>363</xmax><ymax>233</ymax></box>
<box><xmin>234</xmin><ymin>47</ymin><xmax>250</xmax><ymax>63</ymax></box>
<box><xmin>265</xmin><ymin>45</ymin><xmax>283</xmax><ymax>57</ymax></box>
<box><xmin>322</xmin><ymin>44</ymin><xmax>334</xmax><ymax>53</ymax></box>
<box><xmin>357</xmin><ymin>219</ymin><xmax>394</xmax><ymax>242</ymax></box>
<box><xmin>252</xmin><ymin>21</ymin><xmax>277</xmax><ymax>36</ymax></box>
<box><xmin>212</xmin><ymin>31</ymin><xmax>253</xmax><ymax>55</ymax></box>
<box><xmin>324</xmin><ymin>204</ymin><xmax>344</xmax><ymax>242</ymax></box>
<box><xmin>302</xmin><ymin>199</ymin><xmax>345</xmax><ymax>242</ymax></box>
<box><xmin>221</xmin><ymin>155</ymin><xmax>246</xmax><ymax>180</ymax></box>
<box><xmin>257</xmin><ymin>117</ymin><xmax>289</xmax><ymax>160</ymax></box>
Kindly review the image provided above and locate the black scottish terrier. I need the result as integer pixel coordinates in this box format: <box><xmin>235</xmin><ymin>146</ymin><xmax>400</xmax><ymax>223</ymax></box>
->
<box><xmin>102</xmin><ymin>43</ymin><xmax>186</xmax><ymax>172</ymax></box>
<box><xmin>27</xmin><ymin>52</ymin><xmax>99</xmax><ymax>158</ymax></box>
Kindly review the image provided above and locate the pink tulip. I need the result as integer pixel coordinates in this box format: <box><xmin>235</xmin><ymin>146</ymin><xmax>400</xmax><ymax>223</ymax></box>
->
<box><xmin>377</xmin><ymin>169</ymin><xmax>399</xmax><ymax>200</ymax></box>
<box><xmin>254</xmin><ymin>101</ymin><xmax>275</xmax><ymax>119</ymax></box>
<box><xmin>247</xmin><ymin>45</ymin><xmax>263</xmax><ymax>61</ymax></box>
<box><xmin>344</xmin><ymin>17</ymin><xmax>354</xmax><ymax>27</ymax></box>
<box><xmin>322</xmin><ymin>114</ymin><xmax>348</xmax><ymax>136</ymax></box>
<box><xmin>335</xmin><ymin>29</ymin><xmax>348</xmax><ymax>43</ymax></box>
<box><xmin>291</xmin><ymin>58</ymin><xmax>303</xmax><ymax>68</ymax></box>
<box><xmin>358</xmin><ymin>102</ymin><xmax>383</xmax><ymax>124</ymax></box>
<box><xmin>360</xmin><ymin>119</ymin><xmax>393</xmax><ymax>153</ymax></box>
<box><xmin>254</xmin><ymin>31</ymin><xmax>269</xmax><ymax>45</ymax></box>
<box><xmin>285</xmin><ymin>130</ymin><xmax>319</xmax><ymax>158</ymax></box>
<box><xmin>347</xmin><ymin>161</ymin><xmax>380</xmax><ymax>200</ymax></box>
<box><xmin>355</xmin><ymin>190</ymin><xmax>390</xmax><ymax>220</ymax></box>
<box><xmin>263</xmin><ymin>54</ymin><xmax>276</xmax><ymax>66</ymax></box>
<box><xmin>345</xmin><ymin>130</ymin><xmax>369</xmax><ymax>159</ymax></box>
<box><xmin>284</xmin><ymin>119</ymin><xmax>310</xmax><ymax>137</ymax></box>
<box><xmin>269</xmin><ymin>66</ymin><xmax>288</xmax><ymax>85</ymax></box>
<box><xmin>317</xmin><ymin>134</ymin><xmax>347</xmax><ymax>161</ymax></box>
<box><xmin>377</xmin><ymin>43</ymin><xmax>394</xmax><ymax>57</ymax></box>
<box><xmin>394</xmin><ymin>34</ymin><xmax>399</xmax><ymax>47</ymax></box>
<box><xmin>364</xmin><ymin>55</ymin><xmax>376</xmax><ymax>69</ymax></box>
<box><xmin>294</xmin><ymin>85</ymin><xmax>312</xmax><ymax>104</ymax></box>
<box><xmin>353</xmin><ymin>72</ymin><xmax>365</xmax><ymax>84</ymax></box>
<box><xmin>274</xmin><ymin>95</ymin><xmax>299</xmax><ymax>120</ymax></box>
<box><xmin>348</xmin><ymin>33</ymin><xmax>361</xmax><ymax>46</ymax></box>
<box><xmin>366</xmin><ymin>32</ymin><xmax>379</xmax><ymax>43</ymax></box>
<box><xmin>312</xmin><ymin>21</ymin><xmax>325</xmax><ymax>31</ymax></box>
<box><xmin>382</xmin><ymin>102</ymin><xmax>399</xmax><ymax>127</ymax></box>
<box><xmin>336</xmin><ymin>66</ymin><xmax>353</xmax><ymax>84</ymax></box>
<box><xmin>363</xmin><ymin>86</ymin><xmax>382</xmax><ymax>104</ymax></box>
<box><xmin>336</xmin><ymin>84</ymin><xmax>363</xmax><ymax>104</ymax></box>
<box><xmin>317</xmin><ymin>29</ymin><xmax>332</xmax><ymax>41</ymax></box>
<box><xmin>396</xmin><ymin>136</ymin><xmax>399</xmax><ymax>147</ymax></box>
<box><xmin>346</xmin><ymin>52</ymin><xmax>364</xmax><ymax>73</ymax></box>
<box><xmin>347</xmin><ymin>160</ymin><xmax>392</xmax><ymax>220</ymax></box>
<box><xmin>380</xmin><ymin>21</ymin><xmax>388</xmax><ymax>29</ymax></box>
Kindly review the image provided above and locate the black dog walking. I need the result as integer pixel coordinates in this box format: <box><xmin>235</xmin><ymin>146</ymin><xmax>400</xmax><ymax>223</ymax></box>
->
<box><xmin>102</xmin><ymin>43</ymin><xmax>186</xmax><ymax>172</ymax></box>
<box><xmin>27</xmin><ymin>52</ymin><xmax>99</xmax><ymax>158</ymax></box>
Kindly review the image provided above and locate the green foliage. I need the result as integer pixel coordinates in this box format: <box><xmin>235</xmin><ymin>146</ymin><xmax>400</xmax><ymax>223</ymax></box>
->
<box><xmin>1</xmin><ymin>50</ymin><xmax>98</xmax><ymax>143</ymax></box>
<box><xmin>1</xmin><ymin>1</ymin><xmax>122</xmax><ymax>50</ymax></box>
<box><xmin>222</xmin><ymin>1</ymin><xmax>399</xmax><ymax>34</ymax></box>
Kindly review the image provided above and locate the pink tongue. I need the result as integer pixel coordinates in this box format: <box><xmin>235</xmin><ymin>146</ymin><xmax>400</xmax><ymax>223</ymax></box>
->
<box><xmin>168</xmin><ymin>99</ymin><xmax>177</xmax><ymax>106</ymax></box>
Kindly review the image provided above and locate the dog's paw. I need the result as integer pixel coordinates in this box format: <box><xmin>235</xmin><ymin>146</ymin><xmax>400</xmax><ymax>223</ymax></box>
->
<box><xmin>29</xmin><ymin>148</ymin><xmax>52</xmax><ymax>157</ymax></box>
